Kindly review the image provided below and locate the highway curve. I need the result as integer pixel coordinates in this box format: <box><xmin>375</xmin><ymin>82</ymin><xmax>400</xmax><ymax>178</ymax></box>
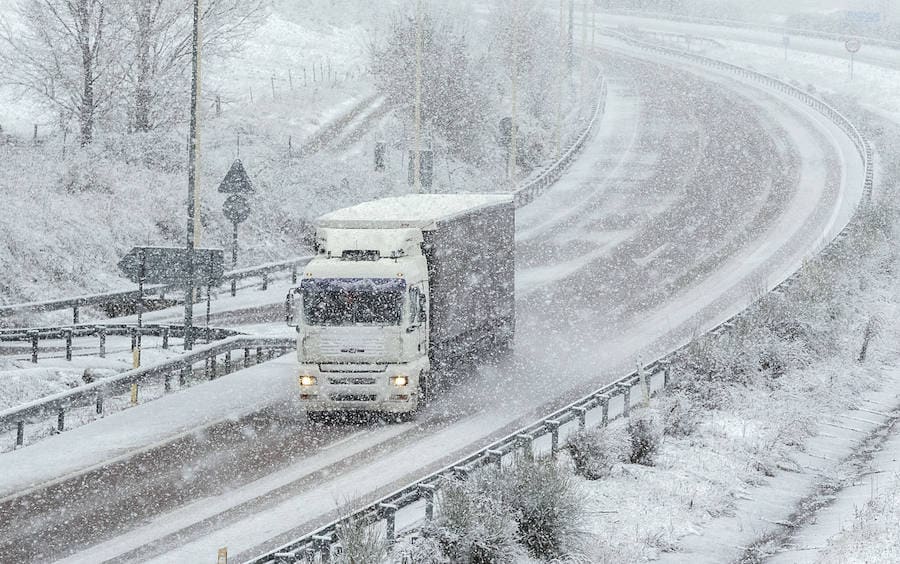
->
<box><xmin>0</xmin><ymin>49</ymin><xmax>856</xmax><ymax>563</ymax></box>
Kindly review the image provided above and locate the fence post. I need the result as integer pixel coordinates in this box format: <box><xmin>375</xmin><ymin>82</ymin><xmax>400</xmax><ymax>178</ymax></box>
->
<box><xmin>16</xmin><ymin>421</ymin><xmax>24</xmax><ymax>447</ymax></box>
<box><xmin>98</xmin><ymin>326</ymin><xmax>106</xmax><ymax>358</ymax></box>
<box><xmin>599</xmin><ymin>394</ymin><xmax>610</xmax><ymax>426</ymax></box>
<box><xmin>312</xmin><ymin>535</ymin><xmax>332</xmax><ymax>563</ymax></box>
<box><xmin>244</xmin><ymin>348</ymin><xmax>251</xmax><ymax>367</ymax></box>
<box><xmin>164</xmin><ymin>369</ymin><xmax>172</xmax><ymax>393</ymax></box>
<box><xmin>64</xmin><ymin>329</ymin><xmax>73</xmax><ymax>361</ymax></box>
<box><xmin>546</xmin><ymin>419</ymin><xmax>561</xmax><ymax>457</ymax></box>
<box><xmin>619</xmin><ymin>383</ymin><xmax>631</xmax><ymax>417</ymax></box>
<box><xmin>380</xmin><ymin>503</ymin><xmax>399</xmax><ymax>543</ymax></box>
<box><xmin>96</xmin><ymin>393</ymin><xmax>104</xmax><ymax>414</ymax></box>
<box><xmin>73</xmin><ymin>305</ymin><xmax>79</xmax><ymax>324</ymax></box>
<box><xmin>518</xmin><ymin>434</ymin><xmax>534</xmax><ymax>460</ymax></box>
<box><xmin>180</xmin><ymin>365</ymin><xmax>191</xmax><ymax>387</ymax></box>
<box><xmin>573</xmin><ymin>406</ymin><xmax>587</xmax><ymax>430</ymax></box>
<box><xmin>262</xmin><ymin>272</ymin><xmax>269</xmax><ymax>291</ymax></box>
<box><xmin>162</xmin><ymin>325</ymin><xmax>170</xmax><ymax>350</ymax></box>
<box><xmin>224</xmin><ymin>350</ymin><xmax>232</xmax><ymax>374</ymax></box>
<box><xmin>208</xmin><ymin>355</ymin><xmax>217</xmax><ymax>380</ymax></box>
<box><xmin>57</xmin><ymin>408</ymin><xmax>65</xmax><ymax>432</ymax></box>
<box><xmin>663</xmin><ymin>365</ymin><xmax>671</xmax><ymax>388</ymax></box>
<box><xmin>29</xmin><ymin>331</ymin><xmax>39</xmax><ymax>363</ymax></box>
<box><xmin>256</xmin><ymin>347</ymin><xmax>263</xmax><ymax>364</ymax></box>
<box><xmin>419</xmin><ymin>484</ymin><xmax>435</xmax><ymax>520</ymax></box>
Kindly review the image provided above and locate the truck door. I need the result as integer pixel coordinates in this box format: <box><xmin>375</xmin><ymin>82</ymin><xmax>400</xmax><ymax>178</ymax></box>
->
<box><xmin>408</xmin><ymin>286</ymin><xmax>427</xmax><ymax>357</ymax></box>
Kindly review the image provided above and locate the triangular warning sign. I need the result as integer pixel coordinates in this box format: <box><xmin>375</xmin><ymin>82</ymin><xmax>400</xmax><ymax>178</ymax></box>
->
<box><xmin>217</xmin><ymin>159</ymin><xmax>255</xmax><ymax>194</ymax></box>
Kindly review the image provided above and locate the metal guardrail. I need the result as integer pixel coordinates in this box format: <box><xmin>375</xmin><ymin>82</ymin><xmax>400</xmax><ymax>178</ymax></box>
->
<box><xmin>604</xmin><ymin>9</ymin><xmax>900</xmax><ymax>51</ymax></box>
<box><xmin>245</xmin><ymin>31</ymin><xmax>876</xmax><ymax>564</ymax></box>
<box><xmin>0</xmin><ymin>256</ymin><xmax>314</xmax><ymax>324</ymax></box>
<box><xmin>513</xmin><ymin>74</ymin><xmax>607</xmax><ymax>209</ymax></box>
<box><xmin>0</xmin><ymin>323</ymin><xmax>243</xmax><ymax>363</ymax></box>
<box><xmin>2</xmin><ymin>335</ymin><xmax>295</xmax><ymax>449</ymax></box>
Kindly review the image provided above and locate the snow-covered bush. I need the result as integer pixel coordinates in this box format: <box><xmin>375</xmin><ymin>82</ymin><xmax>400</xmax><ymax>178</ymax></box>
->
<box><xmin>477</xmin><ymin>457</ymin><xmax>587</xmax><ymax>561</ymax></box>
<box><xmin>565</xmin><ymin>425</ymin><xmax>628</xmax><ymax>480</ymax></box>
<box><xmin>334</xmin><ymin>515</ymin><xmax>388</xmax><ymax>564</ymax></box>
<box><xmin>417</xmin><ymin>476</ymin><xmax>522</xmax><ymax>563</ymax></box>
<box><xmin>626</xmin><ymin>408</ymin><xmax>663</xmax><ymax>466</ymax></box>
<box><xmin>659</xmin><ymin>391</ymin><xmax>700</xmax><ymax>438</ymax></box>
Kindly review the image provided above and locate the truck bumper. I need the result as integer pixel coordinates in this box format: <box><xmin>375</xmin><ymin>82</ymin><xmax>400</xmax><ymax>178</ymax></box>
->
<box><xmin>297</xmin><ymin>359</ymin><xmax>427</xmax><ymax>414</ymax></box>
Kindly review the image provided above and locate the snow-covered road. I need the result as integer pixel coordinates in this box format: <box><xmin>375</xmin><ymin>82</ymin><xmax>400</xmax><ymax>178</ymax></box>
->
<box><xmin>0</xmin><ymin>46</ymin><xmax>863</xmax><ymax>563</ymax></box>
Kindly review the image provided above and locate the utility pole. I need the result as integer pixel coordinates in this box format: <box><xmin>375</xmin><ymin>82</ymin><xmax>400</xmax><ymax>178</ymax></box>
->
<box><xmin>507</xmin><ymin>1</ymin><xmax>519</xmax><ymax>182</ymax></box>
<box><xmin>554</xmin><ymin>0</ymin><xmax>565</xmax><ymax>158</ymax></box>
<box><xmin>413</xmin><ymin>0</ymin><xmax>423</xmax><ymax>193</ymax></box>
<box><xmin>184</xmin><ymin>0</ymin><xmax>201</xmax><ymax>351</ymax></box>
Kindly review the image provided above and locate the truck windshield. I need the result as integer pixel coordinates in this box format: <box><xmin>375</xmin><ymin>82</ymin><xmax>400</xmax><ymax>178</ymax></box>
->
<box><xmin>301</xmin><ymin>278</ymin><xmax>405</xmax><ymax>326</ymax></box>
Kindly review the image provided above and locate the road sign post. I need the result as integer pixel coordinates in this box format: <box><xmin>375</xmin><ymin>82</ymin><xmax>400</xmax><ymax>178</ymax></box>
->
<box><xmin>845</xmin><ymin>38</ymin><xmax>861</xmax><ymax>80</ymax></box>
<box><xmin>218</xmin><ymin>159</ymin><xmax>255</xmax><ymax>296</ymax></box>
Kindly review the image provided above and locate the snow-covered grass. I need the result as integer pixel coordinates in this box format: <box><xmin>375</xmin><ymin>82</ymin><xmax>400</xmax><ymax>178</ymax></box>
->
<box><xmin>817</xmin><ymin>474</ymin><xmax>900</xmax><ymax>563</ymax></box>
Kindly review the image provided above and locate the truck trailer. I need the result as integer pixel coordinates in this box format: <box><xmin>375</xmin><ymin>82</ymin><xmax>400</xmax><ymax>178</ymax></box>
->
<box><xmin>286</xmin><ymin>194</ymin><xmax>515</xmax><ymax>420</ymax></box>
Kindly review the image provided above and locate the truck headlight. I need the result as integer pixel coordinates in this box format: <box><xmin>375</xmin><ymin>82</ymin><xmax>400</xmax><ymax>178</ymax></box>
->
<box><xmin>299</xmin><ymin>375</ymin><xmax>317</xmax><ymax>387</ymax></box>
<box><xmin>390</xmin><ymin>375</ymin><xmax>408</xmax><ymax>387</ymax></box>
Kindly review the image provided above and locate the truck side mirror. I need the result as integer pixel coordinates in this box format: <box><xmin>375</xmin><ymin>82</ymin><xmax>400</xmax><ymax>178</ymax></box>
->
<box><xmin>286</xmin><ymin>291</ymin><xmax>298</xmax><ymax>327</ymax></box>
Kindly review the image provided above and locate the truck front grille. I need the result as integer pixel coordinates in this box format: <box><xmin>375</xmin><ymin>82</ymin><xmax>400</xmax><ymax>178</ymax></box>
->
<box><xmin>328</xmin><ymin>377</ymin><xmax>377</xmax><ymax>385</ymax></box>
<box><xmin>330</xmin><ymin>394</ymin><xmax>377</xmax><ymax>402</ymax></box>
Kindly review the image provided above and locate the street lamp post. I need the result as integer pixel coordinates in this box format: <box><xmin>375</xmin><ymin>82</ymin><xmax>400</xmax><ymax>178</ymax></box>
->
<box><xmin>184</xmin><ymin>0</ymin><xmax>201</xmax><ymax>350</ymax></box>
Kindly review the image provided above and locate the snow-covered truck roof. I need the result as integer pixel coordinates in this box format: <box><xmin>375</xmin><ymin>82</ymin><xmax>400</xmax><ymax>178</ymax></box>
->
<box><xmin>316</xmin><ymin>194</ymin><xmax>513</xmax><ymax>230</ymax></box>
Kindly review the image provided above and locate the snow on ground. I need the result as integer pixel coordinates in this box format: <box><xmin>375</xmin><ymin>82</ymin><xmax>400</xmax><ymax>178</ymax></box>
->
<box><xmin>564</xmin><ymin>15</ymin><xmax>900</xmax><ymax>563</ymax></box>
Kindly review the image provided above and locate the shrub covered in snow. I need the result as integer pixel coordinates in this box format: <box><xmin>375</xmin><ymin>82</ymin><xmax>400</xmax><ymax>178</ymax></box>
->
<box><xmin>658</xmin><ymin>391</ymin><xmax>701</xmax><ymax>438</ymax></box>
<box><xmin>334</xmin><ymin>516</ymin><xmax>388</xmax><ymax>564</ymax></box>
<box><xmin>565</xmin><ymin>425</ymin><xmax>628</xmax><ymax>480</ymax></box>
<box><xmin>626</xmin><ymin>408</ymin><xmax>663</xmax><ymax>466</ymax></box>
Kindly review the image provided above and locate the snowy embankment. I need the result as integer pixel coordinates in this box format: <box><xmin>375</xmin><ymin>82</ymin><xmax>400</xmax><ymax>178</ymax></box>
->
<box><xmin>543</xmin><ymin>19</ymin><xmax>900</xmax><ymax>563</ymax></box>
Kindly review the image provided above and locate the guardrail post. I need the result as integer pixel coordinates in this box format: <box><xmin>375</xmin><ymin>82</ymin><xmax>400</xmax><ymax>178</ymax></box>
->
<box><xmin>96</xmin><ymin>393</ymin><xmax>104</xmax><ymax>414</ymax></box>
<box><xmin>224</xmin><ymin>351</ymin><xmax>232</xmax><ymax>374</ymax></box>
<box><xmin>487</xmin><ymin>449</ymin><xmax>503</xmax><ymax>468</ymax></box>
<box><xmin>419</xmin><ymin>484</ymin><xmax>436</xmax><ymax>520</ymax></box>
<box><xmin>244</xmin><ymin>348</ymin><xmax>251</xmax><ymax>367</ymax></box>
<box><xmin>312</xmin><ymin>535</ymin><xmax>332</xmax><ymax>563</ymax></box>
<box><xmin>16</xmin><ymin>421</ymin><xmax>24</xmax><ymax>447</ymax></box>
<box><xmin>256</xmin><ymin>347</ymin><xmax>263</xmax><ymax>364</ymax></box>
<box><xmin>180</xmin><ymin>365</ymin><xmax>191</xmax><ymax>387</ymax></box>
<box><xmin>380</xmin><ymin>503</ymin><xmax>399</xmax><ymax>543</ymax></box>
<box><xmin>29</xmin><ymin>330</ymin><xmax>38</xmax><ymax>363</ymax></box>
<box><xmin>619</xmin><ymin>383</ymin><xmax>632</xmax><ymax>417</ymax></box>
<box><xmin>262</xmin><ymin>272</ymin><xmax>269</xmax><ymax>291</ymax></box>
<box><xmin>572</xmin><ymin>406</ymin><xmax>587</xmax><ymax>430</ymax></box>
<box><xmin>164</xmin><ymin>369</ymin><xmax>172</xmax><ymax>393</ymax></box>
<box><xmin>598</xmin><ymin>394</ymin><xmax>610</xmax><ymax>426</ymax></box>
<box><xmin>97</xmin><ymin>326</ymin><xmax>106</xmax><ymax>358</ymax></box>
<box><xmin>57</xmin><ymin>408</ymin><xmax>65</xmax><ymax>432</ymax></box>
<box><xmin>518</xmin><ymin>434</ymin><xmax>534</xmax><ymax>460</ymax></box>
<box><xmin>130</xmin><ymin>328</ymin><xmax>137</xmax><ymax>351</ymax></box>
<box><xmin>73</xmin><ymin>305</ymin><xmax>79</xmax><ymax>324</ymax></box>
<box><xmin>663</xmin><ymin>365</ymin><xmax>671</xmax><ymax>388</ymax></box>
<box><xmin>208</xmin><ymin>355</ymin><xmax>217</xmax><ymax>380</ymax></box>
<box><xmin>545</xmin><ymin>419</ymin><xmax>561</xmax><ymax>457</ymax></box>
<box><xmin>161</xmin><ymin>326</ymin><xmax>170</xmax><ymax>350</ymax></box>
<box><xmin>64</xmin><ymin>329</ymin><xmax>73</xmax><ymax>361</ymax></box>
<box><xmin>231</xmin><ymin>278</ymin><xmax>237</xmax><ymax>297</ymax></box>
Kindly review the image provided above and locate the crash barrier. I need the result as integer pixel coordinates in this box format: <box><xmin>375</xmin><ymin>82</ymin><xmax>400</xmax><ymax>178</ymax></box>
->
<box><xmin>0</xmin><ymin>256</ymin><xmax>314</xmax><ymax>324</ymax></box>
<box><xmin>513</xmin><ymin>75</ymin><xmax>607</xmax><ymax>208</ymax></box>
<box><xmin>244</xmin><ymin>30</ymin><xmax>875</xmax><ymax>564</ymax></box>
<box><xmin>1</xmin><ymin>336</ymin><xmax>295</xmax><ymax>450</ymax></box>
<box><xmin>602</xmin><ymin>9</ymin><xmax>900</xmax><ymax>51</ymax></box>
<box><xmin>0</xmin><ymin>323</ymin><xmax>242</xmax><ymax>363</ymax></box>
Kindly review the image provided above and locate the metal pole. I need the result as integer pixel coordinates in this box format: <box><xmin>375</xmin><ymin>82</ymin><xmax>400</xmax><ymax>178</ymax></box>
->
<box><xmin>554</xmin><ymin>0</ymin><xmax>564</xmax><ymax>158</ymax></box>
<box><xmin>135</xmin><ymin>249</ymin><xmax>145</xmax><ymax>368</ymax></box>
<box><xmin>231</xmin><ymin>222</ymin><xmax>238</xmax><ymax>296</ymax></box>
<box><xmin>413</xmin><ymin>0</ymin><xmax>423</xmax><ymax>193</ymax></box>
<box><xmin>184</xmin><ymin>0</ymin><xmax>201</xmax><ymax>350</ymax></box>
<box><xmin>507</xmin><ymin>2</ymin><xmax>518</xmax><ymax>182</ymax></box>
